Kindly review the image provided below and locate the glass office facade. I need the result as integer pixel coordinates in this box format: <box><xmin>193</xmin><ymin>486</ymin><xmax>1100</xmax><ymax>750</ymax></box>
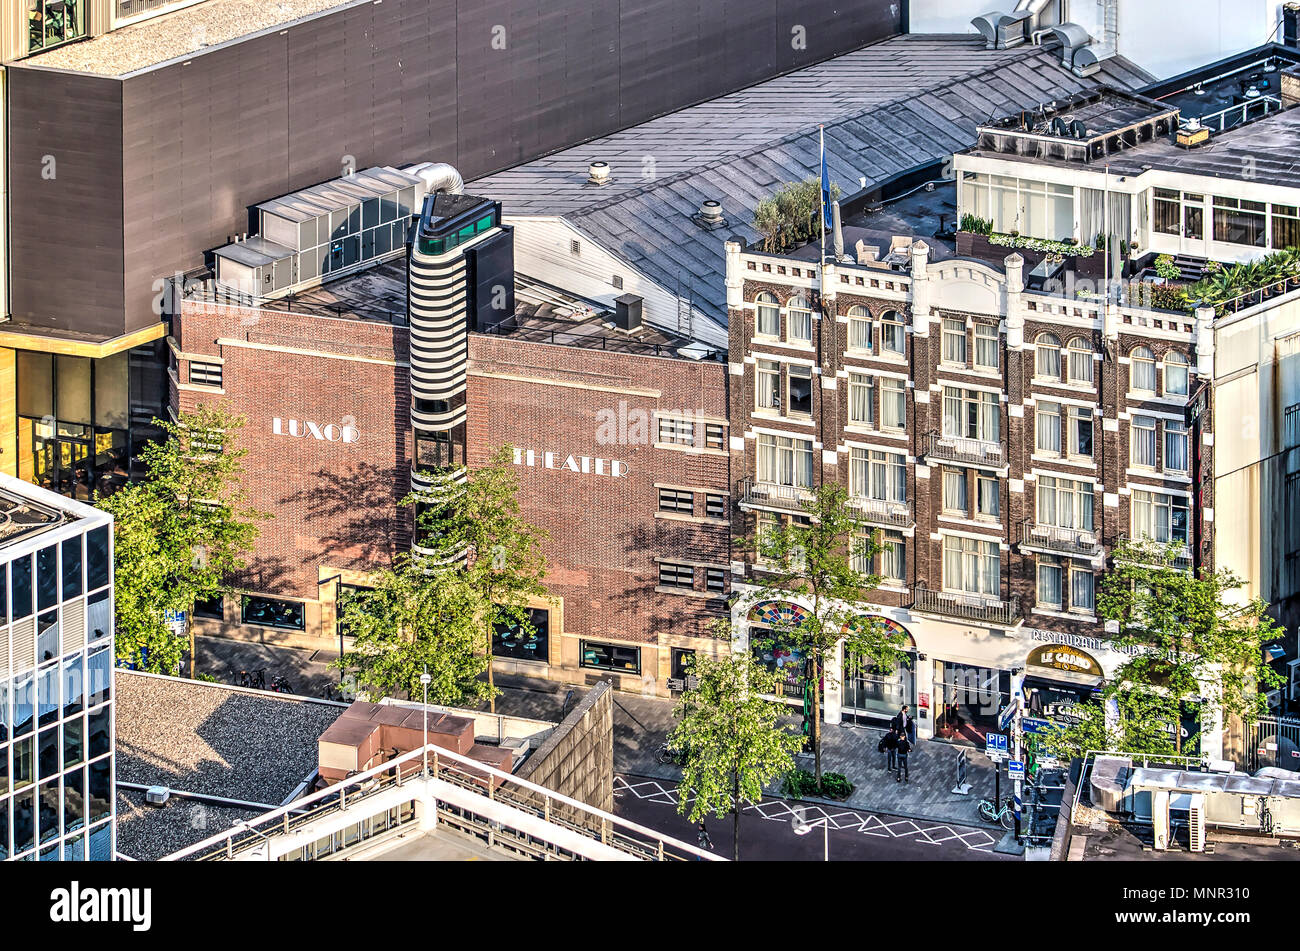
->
<box><xmin>0</xmin><ymin>500</ymin><xmax>114</xmax><ymax>862</ymax></box>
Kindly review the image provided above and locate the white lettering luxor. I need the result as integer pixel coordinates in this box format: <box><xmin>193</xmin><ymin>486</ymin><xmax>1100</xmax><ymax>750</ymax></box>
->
<box><xmin>511</xmin><ymin>449</ymin><xmax>628</xmax><ymax>478</ymax></box>
<box><xmin>272</xmin><ymin>418</ymin><xmax>360</xmax><ymax>444</ymax></box>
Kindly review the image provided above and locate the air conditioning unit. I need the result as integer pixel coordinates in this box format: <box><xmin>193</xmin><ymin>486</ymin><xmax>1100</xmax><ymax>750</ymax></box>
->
<box><xmin>145</xmin><ymin>786</ymin><xmax>171</xmax><ymax>807</ymax></box>
<box><xmin>1266</xmin><ymin>689</ymin><xmax>1284</xmax><ymax>714</ymax></box>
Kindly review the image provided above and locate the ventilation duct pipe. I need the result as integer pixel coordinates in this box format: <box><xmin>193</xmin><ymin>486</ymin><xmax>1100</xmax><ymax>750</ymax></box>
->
<box><xmin>407</xmin><ymin>162</ymin><xmax>465</xmax><ymax>196</ymax></box>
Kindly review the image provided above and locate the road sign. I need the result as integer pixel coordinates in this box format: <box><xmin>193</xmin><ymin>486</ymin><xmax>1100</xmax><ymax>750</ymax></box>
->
<box><xmin>1007</xmin><ymin>760</ymin><xmax>1025</xmax><ymax>781</ymax></box>
<box><xmin>986</xmin><ymin>732</ymin><xmax>1008</xmax><ymax>754</ymax></box>
<box><xmin>998</xmin><ymin>703</ymin><xmax>1017</xmax><ymax>732</ymax></box>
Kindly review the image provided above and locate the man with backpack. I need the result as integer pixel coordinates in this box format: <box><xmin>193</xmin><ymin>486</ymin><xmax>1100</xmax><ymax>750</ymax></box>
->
<box><xmin>878</xmin><ymin>727</ymin><xmax>899</xmax><ymax>772</ymax></box>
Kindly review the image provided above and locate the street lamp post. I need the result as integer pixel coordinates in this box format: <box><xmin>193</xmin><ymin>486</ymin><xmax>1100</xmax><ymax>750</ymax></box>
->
<box><xmin>793</xmin><ymin>812</ymin><xmax>829</xmax><ymax>862</ymax></box>
<box><xmin>420</xmin><ymin>668</ymin><xmax>432</xmax><ymax>777</ymax></box>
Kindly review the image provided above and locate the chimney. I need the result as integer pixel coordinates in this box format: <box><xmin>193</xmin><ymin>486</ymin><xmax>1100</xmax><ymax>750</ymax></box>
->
<box><xmin>588</xmin><ymin>161</ymin><xmax>611</xmax><ymax>185</ymax></box>
<box><xmin>696</xmin><ymin>199</ymin><xmax>726</xmax><ymax>230</ymax></box>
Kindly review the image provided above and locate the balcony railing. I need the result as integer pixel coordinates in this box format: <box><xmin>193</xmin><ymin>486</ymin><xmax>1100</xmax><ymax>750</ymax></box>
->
<box><xmin>1114</xmin><ymin>535</ymin><xmax>1194</xmax><ymax>571</ymax></box>
<box><xmin>1019</xmin><ymin>519</ymin><xmax>1103</xmax><ymax>557</ymax></box>
<box><xmin>911</xmin><ymin>585</ymin><xmax>1020</xmax><ymax>626</ymax></box>
<box><xmin>737</xmin><ymin>477</ymin><xmax>814</xmax><ymax>513</ymax></box>
<box><xmin>848</xmin><ymin>495</ymin><xmax>914</xmax><ymax>529</ymax></box>
<box><xmin>925</xmin><ymin>431</ymin><xmax>1006</xmax><ymax>468</ymax></box>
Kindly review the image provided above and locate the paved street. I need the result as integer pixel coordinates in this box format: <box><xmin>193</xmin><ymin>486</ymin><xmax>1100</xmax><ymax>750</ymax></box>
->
<box><xmin>196</xmin><ymin>636</ymin><xmax>1005</xmax><ymax>829</ymax></box>
<box><xmin>614</xmin><ymin>775</ymin><xmax>1012</xmax><ymax>861</ymax></box>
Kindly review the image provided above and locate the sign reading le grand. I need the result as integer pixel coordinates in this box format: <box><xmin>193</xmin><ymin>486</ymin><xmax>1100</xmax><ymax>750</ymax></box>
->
<box><xmin>272</xmin><ymin>418</ymin><xmax>360</xmax><ymax>443</ymax></box>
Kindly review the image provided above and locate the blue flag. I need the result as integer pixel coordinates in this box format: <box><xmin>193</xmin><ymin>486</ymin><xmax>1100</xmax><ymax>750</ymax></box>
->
<box><xmin>820</xmin><ymin>143</ymin><xmax>833</xmax><ymax>230</ymax></box>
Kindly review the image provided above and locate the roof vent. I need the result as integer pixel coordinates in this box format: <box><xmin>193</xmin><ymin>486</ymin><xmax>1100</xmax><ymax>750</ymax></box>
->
<box><xmin>694</xmin><ymin>199</ymin><xmax>727</xmax><ymax>230</ymax></box>
<box><xmin>145</xmin><ymin>786</ymin><xmax>171</xmax><ymax>807</ymax></box>
<box><xmin>588</xmin><ymin>161</ymin><xmax>611</xmax><ymax>185</ymax></box>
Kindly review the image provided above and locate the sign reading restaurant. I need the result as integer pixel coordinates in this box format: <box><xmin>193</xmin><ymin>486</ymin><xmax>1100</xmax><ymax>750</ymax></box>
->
<box><xmin>512</xmin><ymin>448</ymin><xmax>627</xmax><ymax>477</ymax></box>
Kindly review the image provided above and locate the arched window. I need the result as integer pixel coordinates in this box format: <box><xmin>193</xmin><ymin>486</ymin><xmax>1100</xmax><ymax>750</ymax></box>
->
<box><xmin>1035</xmin><ymin>333</ymin><xmax>1062</xmax><ymax>379</ymax></box>
<box><xmin>1164</xmin><ymin>351</ymin><xmax>1189</xmax><ymax>396</ymax></box>
<box><xmin>881</xmin><ymin>310</ymin><xmax>906</xmax><ymax>355</ymax></box>
<box><xmin>1130</xmin><ymin>346</ymin><xmax>1156</xmax><ymax>393</ymax></box>
<box><xmin>755</xmin><ymin>292</ymin><xmax>779</xmax><ymax>337</ymax></box>
<box><xmin>1066</xmin><ymin>336</ymin><xmax>1093</xmax><ymax>384</ymax></box>
<box><xmin>788</xmin><ymin>296</ymin><xmax>813</xmax><ymax>343</ymax></box>
<box><xmin>847</xmin><ymin>305</ymin><xmax>872</xmax><ymax>351</ymax></box>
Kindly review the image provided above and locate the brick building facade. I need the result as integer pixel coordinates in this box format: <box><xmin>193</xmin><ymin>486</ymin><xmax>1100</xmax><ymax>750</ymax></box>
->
<box><xmin>724</xmin><ymin>239</ymin><xmax>1219</xmax><ymax>743</ymax></box>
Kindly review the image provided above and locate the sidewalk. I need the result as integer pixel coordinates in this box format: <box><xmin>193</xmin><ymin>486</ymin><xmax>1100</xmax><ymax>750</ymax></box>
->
<box><xmin>491</xmin><ymin>672</ymin><xmax>1001</xmax><ymax>828</ymax></box>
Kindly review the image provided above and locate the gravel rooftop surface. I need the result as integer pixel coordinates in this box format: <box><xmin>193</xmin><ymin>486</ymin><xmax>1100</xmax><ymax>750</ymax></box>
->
<box><xmin>26</xmin><ymin>0</ymin><xmax>352</xmax><ymax>77</ymax></box>
<box><xmin>115</xmin><ymin>670</ymin><xmax>345</xmax><ymax>805</ymax></box>
<box><xmin>116</xmin><ymin>789</ymin><xmax>260</xmax><ymax>861</ymax></box>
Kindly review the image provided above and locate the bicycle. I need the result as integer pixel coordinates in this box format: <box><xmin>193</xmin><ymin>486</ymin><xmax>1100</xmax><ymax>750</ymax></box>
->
<box><xmin>656</xmin><ymin>743</ymin><xmax>687</xmax><ymax>766</ymax></box>
<box><xmin>270</xmin><ymin>674</ymin><xmax>292</xmax><ymax>693</ymax></box>
<box><xmin>977</xmin><ymin>796</ymin><xmax>1017</xmax><ymax>830</ymax></box>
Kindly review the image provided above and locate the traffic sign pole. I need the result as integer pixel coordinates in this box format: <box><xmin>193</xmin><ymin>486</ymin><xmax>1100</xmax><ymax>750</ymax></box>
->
<box><xmin>1010</xmin><ymin>667</ymin><xmax>1025</xmax><ymax>841</ymax></box>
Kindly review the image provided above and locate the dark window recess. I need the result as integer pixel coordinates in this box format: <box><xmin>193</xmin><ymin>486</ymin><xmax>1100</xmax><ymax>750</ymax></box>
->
<box><xmin>492</xmin><ymin>607</ymin><xmax>549</xmax><ymax>661</ymax></box>
<box><xmin>61</xmin><ymin>537</ymin><xmax>82</xmax><ymax>601</ymax></box>
<box><xmin>242</xmin><ymin>595</ymin><xmax>305</xmax><ymax>630</ymax></box>
<box><xmin>671</xmin><ymin>647</ymin><xmax>696</xmax><ymax>681</ymax></box>
<box><xmin>705</xmin><ymin>423</ymin><xmax>726</xmax><ymax>450</ymax></box>
<box><xmin>416</xmin><ymin>431</ymin><xmax>464</xmax><ymax>469</ymax></box>
<box><xmin>86</xmin><ymin>526</ymin><xmax>110</xmax><ymax>591</ymax></box>
<box><xmin>580</xmin><ymin>640</ymin><xmax>640</xmax><ymax>674</ymax></box>
<box><xmin>706</xmin><ymin>568</ymin><xmax>727</xmax><ymax>593</ymax></box>
<box><xmin>789</xmin><ymin>366</ymin><xmax>813</xmax><ymax>415</ymax></box>
<box><xmin>188</xmin><ymin>362</ymin><xmax>223</xmax><ymax>387</ymax></box>
<box><xmin>87</xmin><ymin>589</ymin><xmax>110</xmax><ymax>641</ymax></box>
<box><xmin>659</xmin><ymin>563</ymin><xmax>695</xmax><ymax>590</ymax></box>
<box><xmin>37</xmin><ymin>612</ymin><xmax>58</xmax><ymax>663</ymax></box>
<box><xmin>705</xmin><ymin>494</ymin><xmax>727</xmax><ymax>519</ymax></box>
<box><xmin>12</xmin><ymin>555</ymin><xmax>32</xmax><ymax>620</ymax></box>
<box><xmin>658</xmin><ymin>488</ymin><xmax>694</xmax><ymax>514</ymax></box>
<box><xmin>36</xmin><ymin>546</ymin><xmax>57</xmax><ymax>611</ymax></box>
<box><xmin>194</xmin><ymin>595</ymin><xmax>224</xmax><ymax>620</ymax></box>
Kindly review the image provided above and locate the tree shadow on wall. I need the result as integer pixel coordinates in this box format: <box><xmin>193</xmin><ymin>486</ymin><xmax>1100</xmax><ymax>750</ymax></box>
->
<box><xmin>280</xmin><ymin>461</ymin><xmax>410</xmax><ymax>570</ymax></box>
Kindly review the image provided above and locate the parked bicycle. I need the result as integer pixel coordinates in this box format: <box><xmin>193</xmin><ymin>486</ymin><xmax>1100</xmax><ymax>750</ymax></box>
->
<box><xmin>977</xmin><ymin>796</ymin><xmax>1017</xmax><ymax>830</ymax></box>
<box><xmin>269</xmin><ymin>674</ymin><xmax>292</xmax><ymax>694</ymax></box>
<box><xmin>656</xmin><ymin>743</ymin><xmax>688</xmax><ymax>766</ymax></box>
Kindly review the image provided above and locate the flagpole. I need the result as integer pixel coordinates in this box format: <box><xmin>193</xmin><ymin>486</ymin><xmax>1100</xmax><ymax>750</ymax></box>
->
<box><xmin>819</xmin><ymin>125</ymin><xmax>826</xmax><ymax>264</ymax></box>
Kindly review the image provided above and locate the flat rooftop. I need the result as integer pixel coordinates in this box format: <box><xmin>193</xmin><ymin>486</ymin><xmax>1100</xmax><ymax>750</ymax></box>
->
<box><xmin>114</xmin><ymin>670</ymin><xmax>345</xmax><ymax>805</ymax></box>
<box><xmin>19</xmin><ymin>0</ymin><xmax>354</xmax><ymax>77</ymax></box>
<box><xmin>475</xmin><ymin>34</ymin><xmax>1150</xmax><ymax>329</ymax></box>
<box><xmin>0</xmin><ymin>485</ymin><xmax>75</xmax><ymax>546</ymax></box>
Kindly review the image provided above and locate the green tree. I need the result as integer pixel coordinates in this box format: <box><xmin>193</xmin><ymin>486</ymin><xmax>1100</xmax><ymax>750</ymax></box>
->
<box><xmin>671</xmin><ymin>650</ymin><xmax>804</xmax><ymax>860</ymax></box>
<box><xmin>752</xmin><ymin>178</ymin><xmax>842</xmax><ymax>253</ymax></box>
<box><xmin>334</xmin><ymin>555</ymin><xmax>493</xmax><ymax>705</ymax></box>
<box><xmin>741</xmin><ymin>483</ymin><xmax>906</xmax><ymax>782</ymax></box>
<box><xmin>98</xmin><ymin>403</ymin><xmax>264</xmax><ymax>676</ymax></box>
<box><xmin>411</xmin><ymin>446</ymin><xmax>548</xmax><ymax>712</ymax></box>
<box><xmin>1040</xmin><ymin>539</ymin><xmax>1282</xmax><ymax>759</ymax></box>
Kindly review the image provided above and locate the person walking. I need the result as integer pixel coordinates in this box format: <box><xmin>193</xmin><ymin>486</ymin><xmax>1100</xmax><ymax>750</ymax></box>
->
<box><xmin>895</xmin><ymin>730</ymin><xmax>912</xmax><ymax>783</ymax></box>
<box><xmin>879</xmin><ymin>727</ymin><xmax>899</xmax><ymax>771</ymax></box>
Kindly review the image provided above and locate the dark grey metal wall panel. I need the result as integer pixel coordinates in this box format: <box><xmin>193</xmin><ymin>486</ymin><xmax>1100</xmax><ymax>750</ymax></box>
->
<box><xmin>7</xmin><ymin>0</ymin><xmax>900</xmax><ymax>337</ymax></box>
<box><xmin>7</xmin><ymin>69</ymin><xmax>125</xmax><ymax>336</ymax></box>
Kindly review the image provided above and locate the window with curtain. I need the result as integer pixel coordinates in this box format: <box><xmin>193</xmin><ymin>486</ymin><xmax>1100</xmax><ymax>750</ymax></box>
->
<box><xmin>943</xmin><ymin>318</ymin><xmax>967</xmax><ymax>365</ymax></box>
<box><xmin>1068</xmin><ymin>406</ymin><xmax>1094</xmax><ymax>458</ymax></box>
<box><xmin>788</xmin><ymin>297</ymin><xmax>813</xmax><ymax>343</ymax></box>
<box><xmin>977</xmin><ymin>473</ymin><xmax>1000</xmax><ymax>519</ymax></box>
<box><xmin>881</xmin><ymin>533</ymin><xmax>906</xmax><ymax>582</ymax></box>
<box><xmin>943</xmin><ymin>468</ymin><xmax>968</xmax><ymax>514</ymax></box>
<box><xmin>1035</xmin><ymin>333</ymin><xmax>1062</xmax><ymax>379</ymax></box>
<box><xmin>1213</xmin><ymin>196</ymin><xmax>1267</xmax><ymax>247</ymax></box>
<box><xmin>756</xmin><ymin>292</ymin><xmax>780</xmax><ymax>337</ymax></box>
<box><xmin>1070</xmin><ymin>565</ymin><xmax>1095</xmax><ymax>613</ymax></box>
<box><xmin>1067</xmin><ymin>337</ymin><xmax>1093</xmax><ymax>384</ymax></box>
<box><xmin>943</xmin><ymin>387</ymin><xmax>1000</xmax><ymax>442</ymax></box>
<box><xmin>756</xmin><ymin>360</ymin><xmax>780</xmax><ymax>411</ymax></box>
<box><xmin>881</xmin><ymin>379</ymin><xmax>906</xmax><ymax>430</ymax></box>
<box><xmin>757</xmin><ymin>433</ymin><xmax>813</xmax><ymax>488</ymax></box>
<box><xmin>1153</xmin><ymin>188</ymin><xmax>1181</xmax><ymax>235</ymax></box>
<box><xmin>1131</xmin><ymin>490</ymin><xmax>1190</xmax><ymax>544</ymax></box>
<box><xmin>1036</xmin><ymin>401</ymin><xmax>1061</xmax><ymax>456</ymax></box>
<box><xmin>848</xmin><ymin>373</ymin><xmax>874</xmax><ymax>426</ymax></box>
<box><xmin>1131</xmin><ymin>415</ymin><xmax>1158</xmax><ymax>468</ymax></box>
<box><xmin>788</xmin><ymin>364</ymin><xmax>813</xmax><ymax>416</ymax></box>
<box><xmin>852</xmin><ymin>449</ymin><xmax>906</xmax><ymax>502</ymax></box>
<box><xmin>1130</xmin><ymin>347</ymin><xmax>1156</xmax><ymax>393</ymax></box>
<box><xmin>1164</xmin><ymin>352</ymin><xmax>1189</xmax><ymax>396</ymax></box>
<box><xmin>881</xmin><ymin>311</ymin><xmax>906</xmax><ymax>354</ymax></box>
<box><xmin>1164</xmin><ymin>420</ymin><xmax>1189</xmax><ymax>474</ymax></box>
<box><xmin>975</xmin><ymin>322</ymin><xmax>999</xmax><ymax>369</ymax></box>
<box><xmin>847</xmin><ymin>306</ymin><xmax>872</xmax><ymax>351</ymax></box>
<box><xmin>942</xmin><ymin>535</ymin><xmax>1000</xmax><ymax>596</ymax></box>
<box><xmin>1273</xmin><ymin>204</ymin><xmax>1300</xmax><ymax>250</ymax></box>
<box><xmin>1037</xmin><ymin>560</ymin><xmax>1063</xmax><ymax>609</ymax></box>
<box><xmin>1037</xmin><ymin>475</ymin><xmax>1093</xmax><ymax>530</ymax></box>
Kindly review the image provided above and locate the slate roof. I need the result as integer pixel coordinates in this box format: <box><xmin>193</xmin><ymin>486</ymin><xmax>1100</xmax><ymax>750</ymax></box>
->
<box><xmin>472</xmin><ymin>34</ymin><xmax>1153</xmax><ymax>329</ymax></box>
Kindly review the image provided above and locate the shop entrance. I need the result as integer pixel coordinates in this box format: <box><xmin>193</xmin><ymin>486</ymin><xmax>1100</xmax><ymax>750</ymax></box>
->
<box><xmin>933</xmin><ymin>662</ymin><xmax>1009</xmax><ymax>745</ymax></box>
<box><xmin>840</xmin><ymin>617</ymin><xmax>917</xmax><ymax>727</ymax></box>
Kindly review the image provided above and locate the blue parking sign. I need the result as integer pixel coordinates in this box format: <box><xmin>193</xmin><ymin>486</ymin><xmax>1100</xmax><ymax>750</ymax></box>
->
<box><xmin>985</xmin><ymin>732</ymin><xmax>1008</xmax><ymax>754</ymax></box>
<box><xmin>1008</xmin><ymin>760</ymin><xmax>1025</xmax><ymax>781</ymax></box>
